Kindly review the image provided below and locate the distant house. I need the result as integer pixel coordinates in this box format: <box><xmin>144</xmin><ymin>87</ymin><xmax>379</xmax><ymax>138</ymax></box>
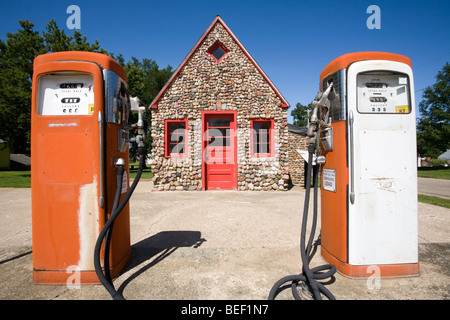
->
<box><xmin>438</xmin><ymin>149</ymin><xmax>450</xmax><ymax>161</ymax></box>
<box><xmin>149</xmin><ymin>16</ymin><xmax>307</xmax><ymax>191</ymax></box>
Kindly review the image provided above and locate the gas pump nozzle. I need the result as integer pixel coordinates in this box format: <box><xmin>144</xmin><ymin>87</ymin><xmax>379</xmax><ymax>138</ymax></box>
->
<box><xmin>130</xmin><ymin>96</ymin><xmax>146</xmax><ymax>148</ymax></box>
<box><xmin>307</xmin><ymin>82</ymin><xmax>333</xmax><ymax>141</ymax></box>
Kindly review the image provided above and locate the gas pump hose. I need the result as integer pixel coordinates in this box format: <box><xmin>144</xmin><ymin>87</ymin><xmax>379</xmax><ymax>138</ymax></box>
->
<box><xmin>268</xmin><ymin>143</ymin><xmax>336</xmax><ymax>300</ymax></box>
<box><xmin>94</xmin><ymin>147</ymin><xmax>146</xmax><ymax>300</ymax></box>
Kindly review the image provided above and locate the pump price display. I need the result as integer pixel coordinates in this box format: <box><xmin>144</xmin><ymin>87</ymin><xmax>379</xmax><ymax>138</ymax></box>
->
<box><xmin>37</xmin><ymin>73</ymin><xmax>94</xmax><ymax>116</ymax></box>
<box><xmin>357</xmin><ymin>72</ymin><xmax>410</xmax><ymax>114</ymax></box>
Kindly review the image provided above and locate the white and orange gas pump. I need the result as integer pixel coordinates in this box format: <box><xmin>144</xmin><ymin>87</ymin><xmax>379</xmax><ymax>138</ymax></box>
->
<box><xmin>318</xmin><ymin>52</ymin><xmax>419</xmax><ymax>278</ymax></box>
<box><xmin>269</xmin><ymin>51</ymin><xmax>418</xmax><ymax>300</ymax></box>
<box><xmin>31</xmin><ymin>51</ymin><xmax>144</xmax><ymax>288</ymax></box>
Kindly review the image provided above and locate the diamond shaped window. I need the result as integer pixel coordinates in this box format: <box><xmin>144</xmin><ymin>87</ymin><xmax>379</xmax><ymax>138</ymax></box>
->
<box><xmin>207</xmin><ymin>41</ymin><xmax>229</xmax><ymax>62</ymax></box>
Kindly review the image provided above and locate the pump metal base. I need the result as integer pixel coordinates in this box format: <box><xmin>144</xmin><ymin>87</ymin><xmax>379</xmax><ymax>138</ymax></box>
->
<box><xmin>321</xmin><ymin>246</ymin><xmax>419</xmax><ymax>278</ymax></box>
<box><xmin>33</xmin><ymin>249</ymin><xmax>130</xmax><ymax>285</ymax></box>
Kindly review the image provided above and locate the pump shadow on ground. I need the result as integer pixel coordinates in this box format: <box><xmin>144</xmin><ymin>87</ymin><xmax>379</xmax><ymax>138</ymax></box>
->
<box><xmin>117</xmin><ymin>231</ymin><xmax>206</xmax><ymax>295</ymax></box>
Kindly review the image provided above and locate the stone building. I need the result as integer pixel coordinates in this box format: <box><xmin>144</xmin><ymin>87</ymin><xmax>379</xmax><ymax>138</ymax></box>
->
<box><xmin>149</xmin><ymin>16</ymin><xmax>298</xmax><ymax>191</ymax></box>
<box><xmin>287</xmin><ymin>124</ymin><xmax>308</xmax><ymax>187</ymax></box>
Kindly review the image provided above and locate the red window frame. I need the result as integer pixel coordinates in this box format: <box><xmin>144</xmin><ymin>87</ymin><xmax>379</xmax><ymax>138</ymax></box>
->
<box><xmin>165</xmin><ymin>119</ymin><xmax>188</xmax><ymax>158</ymax></box>
<box><xmin>251</xmin><ymin>119</ymin><xmax>274</xmax><ymax>157</ymax></box>
<box><xmin>207</xmin><ymin>40</ymin><xmax>229</xmax><ymax>63</ymax></box>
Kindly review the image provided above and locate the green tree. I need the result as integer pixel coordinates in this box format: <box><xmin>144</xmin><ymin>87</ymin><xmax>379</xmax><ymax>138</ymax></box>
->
<box><xmin>0</xmin><ymin>20</ymin><xmax>44</xmax><ymax>154</ymax></box>
<box><xmin>417</xmin><ymin>62</ymin><xmax>450</xmax><ymax>158</ymax></box>
<box><xmin>123</xmin><ymin>57</ymin><xmax>173</xmax><ymax>106</ymax></box>
<box><xmin>43</xmin><ymin>19</ymin><xmax>107</xmax><ymax>54</ymax></box>
<box><xmin>42</xmin><ymin>20</ymin><xmax>71</xmax><ymax>52</ymax></box>
<box><xmin>291</xmin><ymin>102</ymin><xmax>312</xmax><ymax>127</ymax></box>
<box><xmin>70</xmin><ymin>30</ymin><xmax>107</xmax><ymax>53</ymax></box>
<box><xmin>0</xmin><ymin>20</ymin><xmax>108</xmax><ymax>154</ymax></box>
<box><xmin>123</xmin><ymin>57</ymin><xmax>173</xmax><ymax>159</ymax></box>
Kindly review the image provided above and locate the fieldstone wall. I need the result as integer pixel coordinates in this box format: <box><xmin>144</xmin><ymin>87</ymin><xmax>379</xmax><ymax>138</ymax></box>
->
<box><xmin>150</xmin><ymin>20</ymin><xmax>289</xmax><ymax>191</ymax></box>
<box><xmin>287</xmin><ymin>131</ymin><xmax>308</xmax><ymax>186</ymax></box>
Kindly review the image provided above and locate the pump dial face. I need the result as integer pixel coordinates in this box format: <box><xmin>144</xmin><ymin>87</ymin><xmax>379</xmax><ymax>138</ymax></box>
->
<box><xmin>357</xmin><ymin>72</ymin><xmax>410</xmax><ymax>114</ymax></box>
<box><xmin>37</xmin><ymin>73</ymin><xmax>94</xmax><ymax>116</ymax></box>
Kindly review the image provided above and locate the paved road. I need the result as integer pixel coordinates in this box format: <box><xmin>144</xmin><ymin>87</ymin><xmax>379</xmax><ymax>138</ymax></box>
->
<box><xmin>418</xmin><ymin>177</ymin><xmax>450</xmax><ymax>199</ymax></box>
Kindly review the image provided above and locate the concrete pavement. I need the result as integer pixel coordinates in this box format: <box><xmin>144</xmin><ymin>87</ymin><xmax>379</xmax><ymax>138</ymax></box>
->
<box><xmin>0</xmin><ymin>182</ymin><xmax>449</xmax><ymax>300</ymax></box>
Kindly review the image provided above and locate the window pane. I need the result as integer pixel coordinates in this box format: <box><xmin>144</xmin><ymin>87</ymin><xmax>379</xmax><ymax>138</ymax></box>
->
<box><xmin>261</xmin><ymin>142</ymin><xmax>270</xmax><ymax>154</ymax></box>
<box><xmin>208</xmin><ymin>119</ymin><xmax>230</xmax><ymax>127</ymax></box>
<box><xmin>209</xmin><ymin>128</ymin><xmax>229</xmax><ymax>137</ymax></box>
<box><xmin>253</xmin><ymin>121</ymin><xmax>271</xmax><ymax>155</ymax></box>
<box><xmin>167</xmin><ymin>122</ymin><xmax>186</xmax><ymax>155</ymax></box>
<box><xmin>209</xmin><ymin>137</ymin><xmax>230</xmax><ymax>147</ymax></box>
<box><xmin>211</xmin><ymin>46</ymin><xmax>226</xmax><ymax>61</ymax></box>
<box><xmin>169</xmin><ymin>123</ymin><xmax>185</xmax><ymax>133</ymax></box>
<box><xmin>261</xmin><ymin>122</ymin><xmax>271</xmax><ymax>131</ymax></box>
<box><xmin>170</xmin><ymin>140</ymin><xmax>185</xmax><ymax>154</ymax></box>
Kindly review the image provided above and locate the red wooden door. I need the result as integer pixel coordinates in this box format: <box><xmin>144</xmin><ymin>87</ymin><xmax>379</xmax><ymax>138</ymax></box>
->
<box><xmin>203</xmin><ymin>112</ymin><xmax>237</xmax><ymax>190</ymax></box>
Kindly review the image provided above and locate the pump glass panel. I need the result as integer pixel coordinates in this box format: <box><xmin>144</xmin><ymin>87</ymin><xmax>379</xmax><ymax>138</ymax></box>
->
<box><xmin>103</xmin><ymin>69</ymin><xmax>130</xmax><ymax>126</ymax></box>
<box><xmin>37</xmin><ymin>73</ymin><xmax>94</xmax><ymax>115</ymax></box>
<box><xmin>357</xmin><ymin>72</ymin><xmax>410</xmax><ymax>114</ymax></box>
<box><xmin>322</xmin><ymin>69</ymin><xmax>346</xmax><ymax>122</ymax></box>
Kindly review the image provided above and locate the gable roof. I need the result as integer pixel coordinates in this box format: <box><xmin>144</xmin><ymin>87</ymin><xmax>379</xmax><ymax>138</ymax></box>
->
<box><xmin>438</xmin><ymin>149</ymin><xmax>450</xmax><ymax>160</ymax></box>
<box><xmin>149</xmin><ymin>15</ymin><xmax>289</xmax><ymax>109</ymax></box>
<box><xmin>288</xmin><ymin>123</ymin><xmax>308</xmax><ymax>135</ymax></box>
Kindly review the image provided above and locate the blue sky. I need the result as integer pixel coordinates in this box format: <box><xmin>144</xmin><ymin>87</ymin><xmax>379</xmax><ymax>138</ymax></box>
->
<box><xmin>1</xmin><ymin>0</ymin><xmax>449</xmax><ymax>123</ymax></box>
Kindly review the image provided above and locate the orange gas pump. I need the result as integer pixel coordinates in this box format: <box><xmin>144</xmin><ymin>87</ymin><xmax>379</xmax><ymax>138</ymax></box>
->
<box><xmin>31</xmin><ymin>51</ymin><xmax>133</xmax><ymax>285</ymax></box>
<box><xmin>319</xmin><ymin>52</ymin><xmax>419</xmax><ymax>278</ymax></box>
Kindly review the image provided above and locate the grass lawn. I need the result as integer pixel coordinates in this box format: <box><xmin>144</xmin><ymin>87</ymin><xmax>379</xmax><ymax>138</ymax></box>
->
<box><xmin>0</xmin><ymin>170</ymin><xmax>31</xmax><ymax>188</ymax></box>
<box><xmin>0</xmin><ymin>164</ymin><xmax>152</xmax><ymax>188</ymax></box>
<box><xmin>417</xmin><ymin>167</ymin><xmax>450</xmax><ymax>180</ymax></box>
<box><xmin>129</xmin><ymin>162</ymin><xmax>153</xmax><ymax>180</ymax></box>
<box><xmin>418</xmin><ymin>194</ymin><xmax>450</xmax><ymax>209</ymax></box>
